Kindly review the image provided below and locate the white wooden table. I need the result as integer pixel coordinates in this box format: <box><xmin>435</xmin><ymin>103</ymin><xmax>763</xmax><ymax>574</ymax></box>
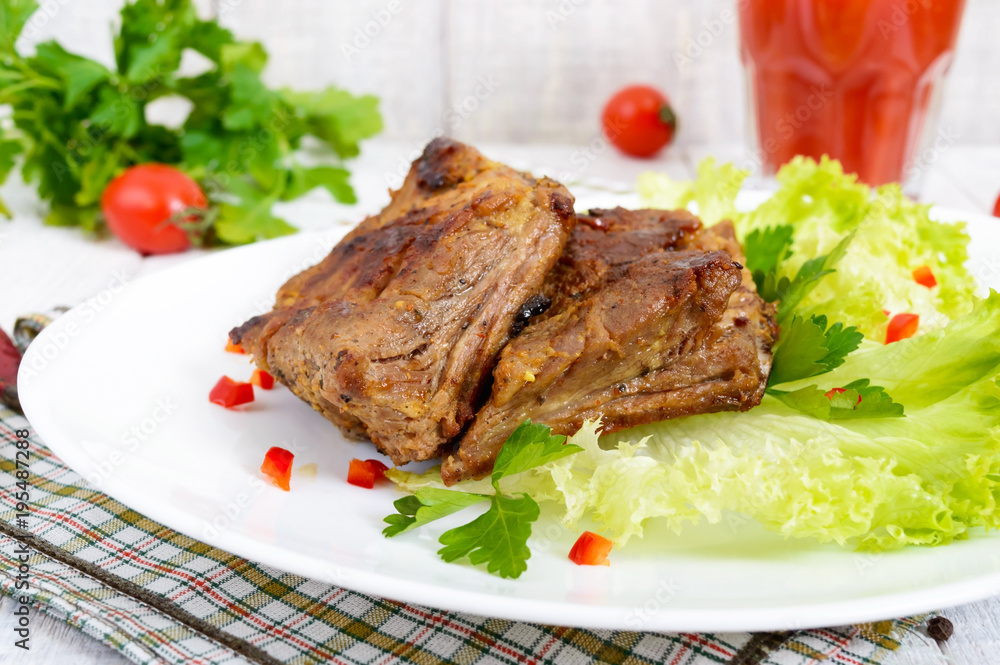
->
<box><xmin>1</xmin><ymin>141</ymin><xmax>999</xmax><ymax>664</ymax></box>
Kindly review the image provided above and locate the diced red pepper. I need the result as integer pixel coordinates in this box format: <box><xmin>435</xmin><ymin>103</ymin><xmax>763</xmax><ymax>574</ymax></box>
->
<box><xmin>209</xmin><ymin>376</ymin><xmax>254</xmax><ymax>408</ymax></box>
<box><xmin>347</xmin><ymin>458</ymin><xmax>390</xmax><ymax>488</ymax></box>
<box><xmin>568</xmin><ymin>531</ymin><xmax>614</xmax><ymax>566</ymax></box>
<box><xmin>886</xmin><ymin>313</ymin><xmax>919</xmax><ymax>344</ymax></box>
<box><xmin>225</xmin><ymin>339</ymin><xmax>245</xmax><ymax>354</ymax></box>
<box><xmin>250</xmin><ymin>369</ymin><xmax>274</xmax><ymax>390</ymax></box>
<box><xmin>824</xmin><ymin>387</ymin><xmax>862</xmax><ymax>405</ymax></box>
<box><xmin>882</xmin><ymin>309</ymin><xmax>891</xmax><ymax>317</ymax></box>
<box><xmin>912</xmin><ymin>265</ymin><xmax>937</xmax><ymax>288</ymax></box>
<box><xmin>261</xmin><ymin>446</ymin><xmax>294</xmax><ymax>491</ymax></box>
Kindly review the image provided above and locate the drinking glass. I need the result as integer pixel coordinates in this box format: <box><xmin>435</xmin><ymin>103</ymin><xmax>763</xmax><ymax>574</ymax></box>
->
<box><xmin>738</xmin><ymin>0</ymin><xmax>967</xmax><ymax>190</ymax></box>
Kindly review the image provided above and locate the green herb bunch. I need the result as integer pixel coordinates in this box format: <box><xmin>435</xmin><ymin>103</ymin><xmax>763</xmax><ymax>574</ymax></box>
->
<box><xmin>0</xmin><ymin>0</ymin><xmax>382</xmax><ymax>243</ymax></box>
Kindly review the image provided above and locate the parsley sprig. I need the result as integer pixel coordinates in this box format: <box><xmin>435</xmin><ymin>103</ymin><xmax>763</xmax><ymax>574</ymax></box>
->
<box><xmin>383</xmin><ymin>421</ymin><xmax>582</xmax><ymax>579</ymax></box>
<box><xmin>745</xmin><ymin>224</ymin><xmax>904</xmax><ymax>419</ymax></box>
<box><xmin>769</xmin><ymin>380</ymin><xmax>904</xmax><ymax>420</ymax></box>
<box><xmin>0</xmin><ymin>0</ymin><xmax>382</xmax><ymax>243</ymax></box>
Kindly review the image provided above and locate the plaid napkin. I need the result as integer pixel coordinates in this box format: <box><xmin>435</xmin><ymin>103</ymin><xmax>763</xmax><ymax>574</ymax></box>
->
<box><xmin>0</xmin><ymin>408</ymin><xmax>929</xmax><ymax>665</ymax></box>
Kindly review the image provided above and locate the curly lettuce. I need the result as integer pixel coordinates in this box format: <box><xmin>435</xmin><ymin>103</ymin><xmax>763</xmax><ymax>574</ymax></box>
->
<box><xmin>639</xmin><ymin>156</ymin><xmax>978</xmax><ymax>339</ymax></box>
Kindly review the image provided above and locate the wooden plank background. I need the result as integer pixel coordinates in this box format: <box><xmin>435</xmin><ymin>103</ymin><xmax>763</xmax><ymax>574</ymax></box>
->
<box><xmin>13</xmin><ymin>0</ymin><xmax>1000</xmax><ymax>149</ymax></box>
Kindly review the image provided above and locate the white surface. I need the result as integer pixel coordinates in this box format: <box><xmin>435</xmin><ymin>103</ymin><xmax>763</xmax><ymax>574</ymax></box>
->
<box><xmin>3</xmin><ymin>142</ymin><xmax>1000</xmax><ymax>661</ymax></box>
<box><xmin>8</xmin><ymin>0</ymin><xmax>1000</xmax><ymax>146</ymax></box>
<box><xmin>16</xmin><ymin>183</ymin><xmax>1000</xmax><ymax>635</ymax></box>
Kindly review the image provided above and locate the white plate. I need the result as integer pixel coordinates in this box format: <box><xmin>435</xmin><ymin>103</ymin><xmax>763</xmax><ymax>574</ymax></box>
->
<box><xmin>18</xmin><ymin>192</ymin><xmax>1000</xmax><ymax>633</ymax></box>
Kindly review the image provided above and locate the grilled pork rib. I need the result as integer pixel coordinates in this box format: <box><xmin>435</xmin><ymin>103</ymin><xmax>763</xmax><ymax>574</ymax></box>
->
<box><xmin>441</xmin><ymin>209</ymin><xmax>777</xmax><ymax>484</ymax></box>
<box><xmin>231</xmin><ymin>138</ymin><xmax>576</xmax><ymax>465</ymax></box>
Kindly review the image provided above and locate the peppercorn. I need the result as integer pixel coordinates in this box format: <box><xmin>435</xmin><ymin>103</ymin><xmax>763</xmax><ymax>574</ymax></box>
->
<box><xmin>927</xmin><ymin>616</ymin><xmax>953</xmax><ymax>642</ymax></box>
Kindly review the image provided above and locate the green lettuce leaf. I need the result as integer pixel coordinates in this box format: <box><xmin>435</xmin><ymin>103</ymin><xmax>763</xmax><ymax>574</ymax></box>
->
<box><xmin>637</xmin><ymin>157</ymin><xmax>747</xmax><ymax>225</ymax></box>
<box><xmin>640</xmin><ymin>157</ymin><xmax>978</xmax><ymax>338</ymax></box>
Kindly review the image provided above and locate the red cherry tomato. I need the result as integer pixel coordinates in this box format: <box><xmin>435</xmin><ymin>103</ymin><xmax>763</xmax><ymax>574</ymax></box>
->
<box><xmin>602</xmin><ymin>85</ymin><xmax>677</xmax><ymax>158</ymax></box>
<box><xmin>993</xmin><ymin>193</ymin><xmax>1000</xmax><ymax>218</ymax></box>
<box><xmin>101</xmin><ymin>164</ymin><xmax>208</xmax><ymax>255</ymax></box>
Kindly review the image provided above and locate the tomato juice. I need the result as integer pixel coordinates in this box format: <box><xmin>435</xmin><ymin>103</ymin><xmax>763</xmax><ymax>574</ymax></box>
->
<box><xmin>738</xmin><ymin>0</ymin><xmax>966</xmax><ymax>186</ymax></box>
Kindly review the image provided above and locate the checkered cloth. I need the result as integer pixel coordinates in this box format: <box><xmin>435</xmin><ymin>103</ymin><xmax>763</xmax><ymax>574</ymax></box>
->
<box><xmin>0</xmin><ymin>408</ymin><xmax>926</xmax><ymax>665</ymax></box>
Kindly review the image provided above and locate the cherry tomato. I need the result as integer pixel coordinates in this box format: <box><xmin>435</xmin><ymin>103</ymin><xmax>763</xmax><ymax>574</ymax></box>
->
<box><xmin>102</xmin><ymin>164</ymin><xmax>208</xmax><ymax>255</ymax></box>
<box><xmin>602</xmin><ymin>85</ymin><xmax>677</xmax><ymax>158</ymax></box>
<box><xmin>993</xmin><ymin>193</ymin><xmax>1000</xmax><ymax>218</ymax></box>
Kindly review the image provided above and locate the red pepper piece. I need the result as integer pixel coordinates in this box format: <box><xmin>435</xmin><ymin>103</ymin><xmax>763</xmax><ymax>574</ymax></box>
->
<box><xmin>250</xmin><ymin>369</ymin><xmax>274</xmax><ymax>390</ymax></box>
<box><xmin>225</xmin><ymin>339</ymin><xmax>245</xmax><ymax>354</ymax></box>
<box><xmin>568</xmin><ymin>531</ymin><xmax>614</xmax><ymax>566</ymax></box>
<box><xmin>347</xmin><ymin>458</ymin><xmax>390</xmax><ymax>488</ymax></box>
<box><xmin>824</xmin><ymin>387</ymin><xmax>862</xmax><ymax>405</ymax></box>
<box><xmin>209</xmin><ymin>376</ymin><xmax>254</xmax><ymax>408</ymax></box>
<box><xmin>886</xmin><ymin>313</ymin><xmax>919</xmax><ymax>344</ymax></box>
<box><xmin>261</xmin><ymin>446</ymin><xmax>294</xmax><ymax>491</ymax></box>
<box><xmin>912</xmin><ymin>265</ymin><xmax>937</xmax><ymax>288</ymax></box>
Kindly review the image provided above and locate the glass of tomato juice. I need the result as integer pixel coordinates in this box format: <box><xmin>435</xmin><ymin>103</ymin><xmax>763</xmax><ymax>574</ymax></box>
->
<box><xmin>738</xmin><ymin>0</ymin><xmax>966</xmax><ymax>189</ymax></box>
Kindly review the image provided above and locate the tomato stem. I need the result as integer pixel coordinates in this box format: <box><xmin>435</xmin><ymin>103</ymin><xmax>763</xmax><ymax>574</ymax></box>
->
<box><xmin>165</xmin><ymin>205</ymin><xmax>219</xmax><ymax>247</ymax></box>
<box><xmin>659</xmin><ymin>105</ymin><xmax>678</xmax><ymax>133</ymax></box>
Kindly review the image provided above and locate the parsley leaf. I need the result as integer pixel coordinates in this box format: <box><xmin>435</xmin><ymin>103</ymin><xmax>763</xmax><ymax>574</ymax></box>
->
<box><xmin>0</xmin><ymin>0</ymin><xmax>381</xmax><ymax>244</ymax></box>
<box><xmin>382</xmin><ymin>420</ymin><xmax>582</xmax><ymax>578</ymax></box>
<box><xmin>770</xmin><ymin>379</ymin><xmax>904</xmax><ymax>420</ymax></box>
<box><xmin>32</xmin><ymin>42</ymin><xmax>110</xmax><ymax>109</ymax></box>
<box><xmin>769</xmin><ymin>314</ymin><xmax>864</xmax><ymax>386</ymax></box>
<box><xmin>284</xmin><ymin>165</ymin><xmax>356</xmax><ymax>204</ymax></box>
<box><xmin>756</xmin><ymin>232</ymin><xmax>855</xmax><ymax>322</ymax></box>
<box><xmin>490</xmin><ymin>420</ymin><xmax>581</xmax><ymax>483</ymax></box>
<box><xmin>0</xmin><ymin>0</ymin><xmax>37</xmax><ymax>53</ymax></box>
<box><xmin>0</xmin><ymin>138</ymin><xmax>23</xmax><ymax>218</ymax></box>
<box><xmin>438</xmin><ymin>494</ymin><xmax>540</xmax><ymax>579</ymax></box>
<box><xmin>818</xmin><ymin>317</ymin><xmax>865</xmax><ymax>371</ymax></box>
<box><xmin>744</xmin><ymin>224</ymin><xmax>794</xmax><ymax>277</ymax></box>
<box><xmin>382</xmin><ymin>489</ymin><xmax>489</xmax><ymax>537</ymax></box>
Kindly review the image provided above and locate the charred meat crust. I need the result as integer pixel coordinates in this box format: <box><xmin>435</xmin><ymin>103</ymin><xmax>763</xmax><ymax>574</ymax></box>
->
<box><xmin>231</xmin><ymin>138</ymin><xmax>577</xmax><ymax>465</ymax></box>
